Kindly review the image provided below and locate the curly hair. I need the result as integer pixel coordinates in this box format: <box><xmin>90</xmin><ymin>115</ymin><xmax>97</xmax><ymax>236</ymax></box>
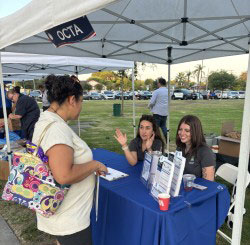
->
<box><xmin>45</xmin><ymin>75</ymin><xmax>83</xmax><ymax>105</ymax></box>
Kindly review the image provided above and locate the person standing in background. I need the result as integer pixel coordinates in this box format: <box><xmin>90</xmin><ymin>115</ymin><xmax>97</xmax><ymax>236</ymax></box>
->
<box><xmin>39</xmin><ymin>84</ymin><xmax>50</xmax><ymax>111</ymax></box>
<box><xmin>7</xmin><ymin>87</ymin><xmax>40</xmax><ymax>141</ymax></box>
<box><xmin>0</xmin><ymin>86</ymin><xmax>12</xmax><ymax>118</ymax></box>
<box><xmin>148</xmin><ymin>78</ymin><xmax>169</xmax><ymax>143</ymax></box>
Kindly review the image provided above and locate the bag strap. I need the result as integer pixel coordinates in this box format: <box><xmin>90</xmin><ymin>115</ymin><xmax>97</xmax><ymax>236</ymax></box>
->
<box><xmin>33</xmin><ymin>121</ymin><xmax>55</xmax><ymax>156</ymax></box>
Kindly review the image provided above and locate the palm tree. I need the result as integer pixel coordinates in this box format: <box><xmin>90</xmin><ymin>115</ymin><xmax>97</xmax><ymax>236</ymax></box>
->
<box><xmin>185</xmin><ymin>71</ymin><xmax>192</xmax><ymax>88</ymax></box>
<box><xmin>193</xmin><ymin>64</ymin><xmax>205</xmax><ymax>92</ymax></box>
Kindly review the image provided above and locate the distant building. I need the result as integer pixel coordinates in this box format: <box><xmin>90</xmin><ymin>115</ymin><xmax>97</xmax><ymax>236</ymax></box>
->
<box><xmin>88</xmin><ymin>80</ymin><xmax>107</xmax><ymax>92</ymax></box>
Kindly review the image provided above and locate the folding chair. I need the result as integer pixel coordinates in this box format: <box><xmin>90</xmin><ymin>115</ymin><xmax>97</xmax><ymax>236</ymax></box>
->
<box><xmin>215</xmin><ymin>163</ymin><xmax>250</xmax><ymax>243</ymax></box>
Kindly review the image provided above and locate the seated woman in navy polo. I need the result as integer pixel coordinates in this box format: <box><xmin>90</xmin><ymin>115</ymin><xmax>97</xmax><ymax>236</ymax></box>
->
<box><xmin>176</xmin><ymin>115</ymin><xmax>215</xmax><ymax>181</ymax></box>
<box><xmin>114</xmin><ymin>114</ymin><xmax>164</xmax><ymax>165</ymax></box>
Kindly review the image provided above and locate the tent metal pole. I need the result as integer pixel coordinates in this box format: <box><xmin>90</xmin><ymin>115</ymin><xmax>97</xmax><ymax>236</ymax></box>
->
<box><xmin>75</xmin><ymin>66</ymin><xmax>81</xmax><ymax>137</ymax></box>
<box><xmin>33</xmin><ymin>79</ymin><xmax>36</xmax><ymax>90</ymax></box>
<box><xmin>167</xmin><ymin>63</ymin><xmax>171</xmax><ymax>153</ymax></box>
<box><xmin>231</xmin><ymin>43</ymin><xmax>250</xmax><ymax>244</ymax></box>
<box><xmin>132</xmin><ymin>66</ymin><xmax>136</xmax><ymax>137</ymax></box>
<box><xmin>167</xmin><ymin>46</ymin><xmax>172</xmax><ymax>153</ymax></box>
<box><xmin>0</xmin><ymin>53</ymin><xmax>12</xmax><ymax>170</ymax></box>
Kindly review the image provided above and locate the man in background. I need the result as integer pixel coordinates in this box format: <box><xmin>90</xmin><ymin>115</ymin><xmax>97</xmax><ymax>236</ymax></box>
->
<box><xmin>148</xmin><ymin>78</ymin><xmax>169</xmax><ymax>142</ymax></box>
<box><xmin>7</xmin><ymin>87</ymin><xmax>40</xmax><ymax>141</ymax></box>
<box><xmin>38</xmin><ymin>84</ymin><xmax>50</xmax><ymax>111</ymax></box>
<box><xmin>0</xmin><ymin>86</ymin><xmax>12</xmax><ymax>118</ymax></box>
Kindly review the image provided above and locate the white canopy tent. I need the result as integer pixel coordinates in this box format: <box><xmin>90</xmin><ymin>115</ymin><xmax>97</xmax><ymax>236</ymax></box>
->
<box><xmin>0</xmin><ymin>52</ymin><xmax>135</xmax><ymax>155</ymax></box>
<box><xmin>1</xmin><ymin>52</ymin><xmax>134</xmax><ymax>75</ymax></box>
<box><xmin>0</xmin><ymin>0</ymin><xmax>250</xmax><ymax>244</ymax></box>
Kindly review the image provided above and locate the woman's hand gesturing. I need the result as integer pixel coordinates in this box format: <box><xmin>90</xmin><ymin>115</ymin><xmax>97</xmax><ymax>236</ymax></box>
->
<box><xmin>114</xmin><ymin>128</ymin><xmax>127</xmax><ymax>146</ymax></box>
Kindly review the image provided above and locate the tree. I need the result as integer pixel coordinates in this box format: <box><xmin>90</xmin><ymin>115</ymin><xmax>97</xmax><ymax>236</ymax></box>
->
<box><xmin>145</xmin><ymin>78</ymin><xmax>154</xmax><ymax>90</ymax></box>
<box><xmin>175</xmin><ymin>72</ymin><xmax>187</xmax><ymax>88</ymax></box>
<box><xmin>193</xmin><ymin>64</ymin><xmax>205</xmax><ymax>91</ymax></box>
<box><xmin>208</xmin><ymin>70</ymin><xmax>236</xmax><ymax>91</ymax></box>
<box><xmin>82</xmin><ymin>82</ymin><xmax>92</xmax><ymax>91</ymax></box>
<box><xmin>95</xmin><ymin>83</ymin><xmax>103</xmax><ymax>92</ymax></box>
<box><xmin>234</xmin><ymin>72</ymin><xmax>247</xmax><ymax>90</ymax></box>
<box><xmin>185</xmin><ymin>71</ymin><xmax>192</xmax><ymax>85</ymax></box>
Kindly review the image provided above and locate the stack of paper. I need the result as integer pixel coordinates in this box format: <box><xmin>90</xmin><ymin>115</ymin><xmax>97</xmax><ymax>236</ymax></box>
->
<box><xmin>100</xmin><ymin>167</ymin><xmax>129</xmax><ymax>181</ymax></box>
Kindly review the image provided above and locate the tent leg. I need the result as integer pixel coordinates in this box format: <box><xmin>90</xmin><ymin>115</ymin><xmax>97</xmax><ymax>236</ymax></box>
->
<box><xmin>167</xmin><ymin>62</ymin><xmax>171</xmax><ymax>153</ymax></box>
<box><xmin>75</xmin><ymin>66</ymin><xmax>81</xmax><ymax>137</ymax></box>
<box><xmin>132</xmin><ymin>66</ymin><xmax>136</xmax><ymax>137</ymax></box>
<box><xmin>166</xmin><ymin>46</ymin><xmax>172</xmax><ymax>153</ymax></box>
<box><xmin>0</xmin><ymin>52</ymin><xmax>12</xmax><ymax>170</ymax></box>
<box><xmin>231</xmin><ymin>43</ymin><xmax>250</xmax><ymax>244</ymax></box>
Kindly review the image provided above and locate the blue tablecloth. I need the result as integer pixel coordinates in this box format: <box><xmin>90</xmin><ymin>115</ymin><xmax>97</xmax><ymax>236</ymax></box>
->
<box><xmin>91</xmin><ymin>148</ymin><xmax>230</xmax><ymax>245</ymax></box>
<box><xmin>0</xmin><ymin>131</ymin><xmax>21</xmax><ymax>144</ymax></box>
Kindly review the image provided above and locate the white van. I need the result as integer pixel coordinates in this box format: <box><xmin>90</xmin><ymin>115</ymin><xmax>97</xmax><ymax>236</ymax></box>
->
<box><xmin>227</xmin><ymin>91</ymin><xmax>239</xmax><ymax>99</ymax></box>
<box><xmin>238</xmin><ymin>91</ymin><xmax>245</xmax><ymax>99</ymax></box>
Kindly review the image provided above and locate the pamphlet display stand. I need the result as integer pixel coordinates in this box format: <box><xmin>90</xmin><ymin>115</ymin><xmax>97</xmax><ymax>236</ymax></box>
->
<box><xmin>140</xmin><ymin>151</ymin><xmax>186</xmax><ymax>199</ymax></box>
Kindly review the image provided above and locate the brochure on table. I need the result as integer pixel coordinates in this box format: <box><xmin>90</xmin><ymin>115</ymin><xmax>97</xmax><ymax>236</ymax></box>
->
<box><xmin>141</xmin><ymin>152</ymin><xmax>152</xmax><ymax>186</ymax></box>
<box><xmin>150</xmin><ymin>155</ymin><xmax>175</xmax><ymax>199</ymax></box>
<box><xmin>140</xmin><ymin>151</ymin><xmax>186</xmax><ymax>199</ymax></box>
<box><xmin>170</xmin><ymin>151</ymin><xmax>186</xmax><ymax>197</ymax></box>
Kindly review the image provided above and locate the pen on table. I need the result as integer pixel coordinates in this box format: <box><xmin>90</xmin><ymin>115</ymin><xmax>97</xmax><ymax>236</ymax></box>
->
<box><xmin>101</xmin><ymin>171</ymin><xmax>111</xmax><ymax>175</ymax></box>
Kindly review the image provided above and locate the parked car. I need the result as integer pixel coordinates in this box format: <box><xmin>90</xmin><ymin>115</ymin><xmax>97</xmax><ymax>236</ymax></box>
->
<box><xmin>99</xmin><ymin>93</ymin><xmax>106</xmax><ymax>100</ymax></box>
<box><xmin>214</xmin><ymin>90</ymin><xmax>222</xmax><ymax>99</ymax></box>
<box><xmin>171</xmin><ymin>89</ymin><xmax>197</xmax><ymax>100</ymax></box>
<box><xmin>102</xmin><ymin>91</ymin><xmax>115</xmax><ymax>100</ymax></box>
<box><xmin>29</xmin><ymin>90</ymin><xmax>42</xmax><ymax>100</ymax></box>
<box><xmin>138</xmin><ymin>91</ymin><xmax>152</xmax><ymax>100</ymax></box>
<box><xmin>115</xmin><ymin>92</ymin><xmax>132</xmax><ymax>100</ymax></box>
<box><xmin>128</xmin><ymin>91</ymin><xmax>138</xmax><ymax>99</ymax></box>
<box><xmin>238</xmin><ymin>91</ymin><xmax>245</xmax><ymax>99</ymax></box>
<box><xmin>201</xmin><ymin>90</ymin><xmax>209</xmax><ymax>99</ymax></box>
<box><xmin>195</xmin><ymin>92</ymin><xmax>203</xmax><ymax>100</ymax></box>
<box><xmin>89</xmin><ymin>92</ymin><xmax>101</xmax><ymax>100</ymax></box>
<box><xmin>83</xmin><ymin>91</ymin><xmax>91</xmax><ymax>100</ymax></box>
<box><xmin>227</xmin><ymin>91</ymin><xmax>239</xmax><ymax>99</ymax></box>
<box><xmin>222</xmin><ymin>91</ymin><xmax>229</xmax><ymax>99</ymax></box>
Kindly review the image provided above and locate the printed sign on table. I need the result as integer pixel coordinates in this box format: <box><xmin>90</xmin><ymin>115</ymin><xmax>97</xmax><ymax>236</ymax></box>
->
<box><xmin>150</xmin><ymin>156</ymin><xmax>175</xmax><ymax>199</ymax></box>
<box><xmin>170</xmin><ymin>151</ymin><xmax>186</xmax><ymax>197</ymax></box>
<box><xmin>140</xmin><ymin>152</ymin><xmax>152</xmax><ymax>186</ymax></box>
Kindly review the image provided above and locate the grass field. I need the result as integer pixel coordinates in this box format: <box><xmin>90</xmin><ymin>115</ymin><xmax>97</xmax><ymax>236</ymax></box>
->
<box><xmin>0</xmin><ymin>99</ymin><xmax>249</xmax><ymax>244</ymax></box>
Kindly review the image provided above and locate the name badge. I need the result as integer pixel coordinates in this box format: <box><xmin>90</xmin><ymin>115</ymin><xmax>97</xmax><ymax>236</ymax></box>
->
<box><xmin>189</xmin><ymin>157</ymin><xmax>195</xmax><ymax>165</ymax></box>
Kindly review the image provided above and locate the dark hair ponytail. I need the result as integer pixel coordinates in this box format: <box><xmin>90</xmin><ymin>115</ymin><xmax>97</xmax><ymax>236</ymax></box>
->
<box><xmin>13</xmin><ymin>86</ymin><xmax>21</xmax><ymax>94</ymax></box>
<box><xmin>45</xmin><ymin>75</ymin><xmax>83</xmax><ymax>105</ymax></box>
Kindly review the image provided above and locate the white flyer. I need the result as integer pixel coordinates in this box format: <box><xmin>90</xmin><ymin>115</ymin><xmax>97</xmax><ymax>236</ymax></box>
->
<box><xmin>148</xmin><ymin>152</ymin><xmax>161</xmax><ymax>187</ymax></box>
<box><xmin>157</xmin><ymin>156</ymin><xmax>175</xmax><ymax>195</ymax></box>
<box><xmin>170</xmin><ymin>151</ymin><xmax>186</xmax><ymax>197</ymax></box>
<box><xmin>100</xmin><ymin>167</ymin><xmax>129</xmax><ymax>181</ymax></box>
<box><xmin>150</xmin><ymin>155</ymin><xmax>174</xmax><ymax>198</ymax></box>
<box><xmin>141</xmin><ymin>152</ymin><xmax>152</xmax><ymax>184</ymax></box>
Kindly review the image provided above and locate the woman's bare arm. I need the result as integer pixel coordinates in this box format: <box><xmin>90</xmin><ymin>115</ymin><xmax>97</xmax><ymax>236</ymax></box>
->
<box><xmin>46</xmin><ymin>144</ymin><xmax>107</xmax><ymax>185</ymax></box>
<box><xmin>202</xmin><ymin>166</ymin><xmax>215</xmax><ymax>181</ymax></box>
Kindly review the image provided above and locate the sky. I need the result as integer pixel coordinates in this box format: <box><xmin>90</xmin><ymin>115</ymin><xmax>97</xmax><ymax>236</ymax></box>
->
<box><xmin>1</xmin><ymin>0</ymin><xmax>249</xmax><ymax>81</ymax></box>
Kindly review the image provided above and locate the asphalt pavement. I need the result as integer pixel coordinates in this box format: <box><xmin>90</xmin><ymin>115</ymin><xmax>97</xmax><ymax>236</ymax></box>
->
<box><xmin>0</xmin><ymin>215</ymin><xmax>20</xmax><ymax>245</ymax></box>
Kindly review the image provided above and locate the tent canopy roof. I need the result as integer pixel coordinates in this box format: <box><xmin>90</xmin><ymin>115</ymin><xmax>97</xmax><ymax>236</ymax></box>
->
<box><xmin>1</xmin><ymin>52</ymin><xmax>134</xmax><ymax>75</ymax></box>
<box><xmin>1</xmin><ymin>0</ymin><xmax>250</xmax><ymax>64</ymax></box>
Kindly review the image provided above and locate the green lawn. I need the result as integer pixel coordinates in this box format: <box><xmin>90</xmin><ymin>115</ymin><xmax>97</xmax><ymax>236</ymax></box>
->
<box><xmin>0</xmin><ymin>99</ymin><xmax>249</xmax><ymax>244</ymax></box>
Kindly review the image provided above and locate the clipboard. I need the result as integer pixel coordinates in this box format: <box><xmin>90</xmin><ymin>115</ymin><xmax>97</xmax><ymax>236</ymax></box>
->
<box><xmin>100</xmin><ymin>167</ymin><xmax>129</xmax><ymax>181</ymax></box>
